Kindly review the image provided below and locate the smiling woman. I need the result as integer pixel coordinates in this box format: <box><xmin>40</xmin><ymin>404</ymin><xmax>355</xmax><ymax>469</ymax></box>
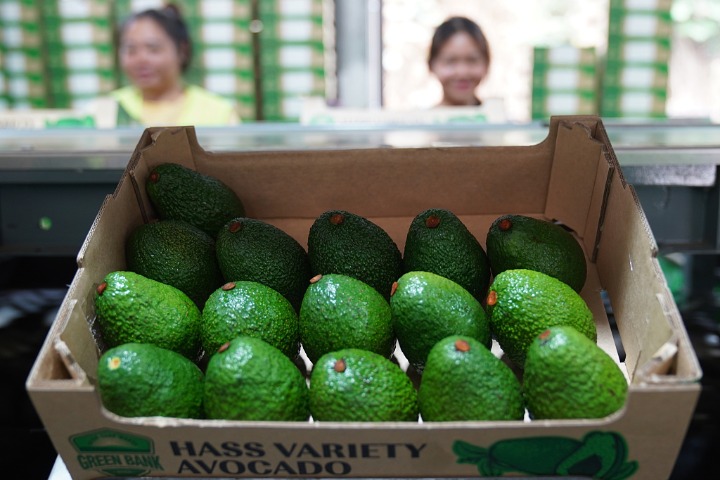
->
<box><xmin>110</xmin><ymin>3</ymin><xmax>240</xmax><ymax>126</ymax></box>
<box><xmin>428</xmin><ymin>16</ymin><xmax>491</xmax><ymax>107</ymax></box>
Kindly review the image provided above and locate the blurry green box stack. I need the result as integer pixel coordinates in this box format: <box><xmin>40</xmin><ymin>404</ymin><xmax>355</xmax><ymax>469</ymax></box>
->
<box><xmin>191</xmin><ymin>0</ymin><xmax>255</xmax><ymax>121</ymax></box>
<box><xmin>0</xmin><ymin>45</ymin><xmax>7</xmax><ymax>109</ymax></box>
<box><xmin>0</xmin><ymin>0</ymin><xmax>48</xmax><ymax>108</ymax></box>
<box><xmin>258</xmin><ymin>0</ymin><xmax>334</xmax><ymax>121</ymax></box>
<box><xmin>43</xmin><ymin>0</ymin><xmax>117</xmax><ymax>109</ymax></box>
<box><xmin>531</xmin><ymin>45</ymin><xmax>599</xmax><ymax>120</ymax></box>
<box><xmin>600</xmin><ymin>0</ymin><xmax>673</xmax><ymax>118</ymax></box>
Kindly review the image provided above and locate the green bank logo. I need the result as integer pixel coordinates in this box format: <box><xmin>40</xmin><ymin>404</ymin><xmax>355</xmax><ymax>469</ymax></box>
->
<box><xmin>454</xmin><ymin>431</ymin><xmax>638</xmax><ymax>479</ymax></box>
<box><xmin>70</xmin><ymin>428</ymin><xmax>163</xmax><ymax>477</ymax></box>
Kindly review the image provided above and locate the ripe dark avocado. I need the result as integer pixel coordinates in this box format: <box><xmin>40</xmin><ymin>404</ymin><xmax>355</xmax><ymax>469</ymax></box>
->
<box><xmin>97</xmin><ymin>342</ymin><xmax>204</xmax><ymax>418</ymax></box>
<box><xmin>299</xmin><ymin>273</ymin><xmax>395</xmax><ymax>363</ymax></box>
<box><xmin>125</xmin><ymin>219</ymin><xmax>224</xmax><ymax>309</ymax></box>
<box><xmin>307</xmin><ymin>210</ymin><xmax>402</xmax><ymax>301</ymax></box>
<box><xmin>523</xmin><ymin>326</ymin><xmax>628</xmax><ymax>419</ymax></box>
<box><xmin>418</xmin><ymin>336</ymin><xmax>524</xmax><ymax>421</ymax></box>
<box><xmin>203</xmin><ymin>336</ymin><xmax>310</xmax><ymax>421</ymax></box>
<box><xmin>94</xmin><ymin>270</ymin><xmax>202</xmax><ymax>360</ymax></box>
<box><xmin>486</xmin><ymin>214</ymin><xmax>587</xmax><ymax>292</ymax></box>
<box><xmin>145</xmin><ymin>162</ymin><xmax>245</xmax><ymax>238</ymax></box>
<box><xmin>486</xmin><ymin>268</ymin><xmax>596</xmax><ymax>369</ymax></box>
<box><xmin>403</xmin><ymin>208</ymin><xmax>491</xmax><ymax>301</ymax></box>
<box><xmin>202</xmin><ymin>280</ymin><xmax>300</xmax><ymax>359</ymax></box>
<box><xmin>309</xmin><ymin>348</ymin><xmax>418</xmax><ymax>422</ymax></box>
<box><xmin>215</xmin><ymin>217</ymin><xmax>311</xmax><ymax>312</ymax></box>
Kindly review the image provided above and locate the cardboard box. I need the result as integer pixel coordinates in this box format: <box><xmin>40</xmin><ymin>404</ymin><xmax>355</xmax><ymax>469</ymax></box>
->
<box><xmin>27</xmin><ymin>116</ymin><xmax>702</xmax><ymax>479</ymax></box>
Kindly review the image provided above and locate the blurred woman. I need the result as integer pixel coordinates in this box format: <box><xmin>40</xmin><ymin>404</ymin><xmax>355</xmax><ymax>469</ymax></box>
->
<box><xmin>428</xmin><ymin>16</ymin><xmax>491</xmax><ymax>107</ymax></box>
<box><xmin>111</xmin><ymin>4</ymin><xmax>239</xmax><ymax>126</ymax></box>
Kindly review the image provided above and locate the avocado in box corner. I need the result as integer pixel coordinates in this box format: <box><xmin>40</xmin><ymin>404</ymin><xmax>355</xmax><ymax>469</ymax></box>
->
<box><xmin>486</xmin><ymin>268</ymin><xmax>596</xmax><ymax>369</ymax></box>
<box><xmin>94</xmin><ymin>270</ymin><xmax>202</xmax><ymax>360</ymax></box>
<box><xmin>126</xmin><ymin>219</ymin><xmax>224</xmax><ymax>309</ymax></box>
<box><xmin>146</xmin><ymin>162</ymin><xmax>245</xmax><ymax>238</ymax></box>
<box><xmin>97</xmin><ymin>342</ymin><xmax>204</xmax><ymax>418</ymax></box>
<box><xmin>486</xmin><ymin>214</ymin><xmax>588</xmax><ymax>292</ymax></box>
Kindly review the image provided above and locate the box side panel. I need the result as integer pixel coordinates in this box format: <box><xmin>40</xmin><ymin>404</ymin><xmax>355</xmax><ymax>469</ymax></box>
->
<box><xmin>183</xmin><ymin>144</ymin><xmax>555</xmax><ymax>228</ymax></box>
<box><xmin>43</xmin><ymin>383</ymin><xmax>698</xmax><ymax>480</ymax></box>
<box><xmin>595</xmin><ymin>171</ymin><xmax>701</xmax><ymax>383</ymax></box>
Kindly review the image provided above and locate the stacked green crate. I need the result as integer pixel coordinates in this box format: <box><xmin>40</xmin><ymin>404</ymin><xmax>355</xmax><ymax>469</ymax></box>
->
<box><xmin>114</xmin><ymin>0</ymin><xmax>256</xmax><ymax>121</ymax></box>
<box><xmin>600</xmin><ymin>0</ymin><xmax>673</xmax><ymax>118</ymax></box>
<box><xmin>193</xmin><ymin>0</ymin><xmax>255</xmax><ymax>120</ymax></box>
<box><xmin>0</xmin><ymin>0</ymin><xmax>48</xmax><ymax>108</ymax></box>
<box><xmin>531</xmin><ymin>46</ymin><xmax>598</xmax><ymax>120</ymax></box>
<box><xmin>258</xmin><ymin>0</ymin><xmax>330</xmax><ymax>121</ymax></box>
<box><xmin>43</xmin><ymin>0</ymin><xmax>117</xmax><ymax>109</ymax></box>
<box><xmin>0</xmin><ymin>43</ymin><xmax>7</xmax><ymax>109</ymax></box>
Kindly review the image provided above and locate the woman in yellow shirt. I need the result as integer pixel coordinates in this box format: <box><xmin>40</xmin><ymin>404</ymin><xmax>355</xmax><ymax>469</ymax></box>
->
<box><xmin>111</xmin><ymin>4</ymin><xmax>239</xmax><ymax>126</ymax></box>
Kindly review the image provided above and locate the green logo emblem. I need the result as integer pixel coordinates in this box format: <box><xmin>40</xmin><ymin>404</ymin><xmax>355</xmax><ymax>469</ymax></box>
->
<box><xmin>70</xmin><ymin>428</ymin><xmax>164</xmax><ymax>477</ymax></box>
<box><xmin>454</xmin><ymin>430</ymin><xmax>638</xmax><ymax>479</ymax></box>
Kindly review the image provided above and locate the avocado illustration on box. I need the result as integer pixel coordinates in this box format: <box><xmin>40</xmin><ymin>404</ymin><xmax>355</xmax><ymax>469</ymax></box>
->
<box><xmin>453</xmin><ymin>431</ymin><xmax>638</xmax><ymax>479</ymax></box>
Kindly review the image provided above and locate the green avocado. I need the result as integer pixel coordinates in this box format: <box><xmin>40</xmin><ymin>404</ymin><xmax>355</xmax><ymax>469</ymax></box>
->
<box><xmin>201</xmin><ymin>280</ymin><xmax>300</xmax><ymax>359</ymax></box>
<box><xmin>299</xmin><ymin>273</ymin><xmax>395</xmax><ymax>364</ymax></box>
<box><xmin>523</xmin><ymin>326</ymin><xmax>628</xmax><ymax>419</ymax></box>
<box><xmin>418</xmin><ymin>335</ymin><xmax>524</xmax><ymax>421</ymax></box>
<box><xmin>145</xmin><ymin>162</ymin><xmax>245</xmax><ymax>238</ymax></box>
<box><xmin>215</xmin><ymin>217</ymin><xmax>311</xmax><ymax>312</ymax></box>
<box><xmin>309</xmin><ymin>348</ymin><xmax>418</xmax><ymax>422</ymax></box>
<box><xmin>307</xmin><ymin>210</ymin><xmax>403</xmax><ymax>301</ymax></box>
<box><xmin>403</xmin><ymin>208</ymin><xmax>491</xmax><ymax>300</ymax></box>
<box><xmin>486</xmin><ymin>214</ymin><xmax>587</xmax><ymax>292</ymax></box>
<box><xmin>125</xmin><ymin>219</ymin><xmax>224</xmax><ymax>309</ymax></box>
<box><xmin>390</xmin><ymin>271</ymin><xmax>491</xmax><ymax>373</ymax></box>
<box><xmin>94</xmin><ymin>270</ymin><xmax>202</xmax><ymax>359</ymax></box>
<box><xmin>203</xmin><ymin>336</ymin><xmax>310</xmax><ymax>421</ymax></box>
<box><xmin>97</xmin><ymin>342</ymin><xmax>204</xmax><ymax>418</ymax></box>
<box><xmin>486</xmin><ymin>268</ymin><xmax>596</xmax><ymax>369</ymax></box>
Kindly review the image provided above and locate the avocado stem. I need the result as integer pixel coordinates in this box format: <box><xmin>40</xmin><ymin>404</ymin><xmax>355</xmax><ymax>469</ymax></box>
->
<box><xmin>96</xmin><ymin>282</ymin><xmax>107</xmax><ymax>295</ymax></box>
<box><xmin>222</xmin><ymin>282</ymin><xmax>236</xmax><ymax>291</ymax></box>
<box><xmin>334</xmin><ymin>359</ymin><xmax>347</xmax><ymax>373</ymax></box>
<box><xmin>487</xmin><ymin>290</ymin><xmax>497</xmax><ymax>306</ymax></box>
<box><xmin>218</xmin><ymin>342</ymin><xmax>231</xmax><ymax>353</ymax></box>
<box><xmin>310</xmin><ymin>274</ymin><xmax>323</xmax><ymax>284</ymax></box>
<box><xmin>499</xmin><ymin>218</ymin><xmax>513</xmax><ymax>231</ymax></box>
<box><xmin>455</xmin><ymin>339</ymin><xmax>471</xmax><ymax>352</ymax></box>
<box><xmin>228</xmin><ymin>221</ymin><xmax>243</xmax><ymax>233</ymax></box>
<box><xmin>390</xmin><ymin>281</ymin><xmax>399</xmax><ymax>297</ymax></box>
<box><xmin>149</xmin><ymin>171</ymin><xmax>160</xmax><ymax>183</ymax></box>
<box><xmin>425</xmin><ymin>215</ymin><xmax>441</xmax><ymax>228</ymax></box>
<box><xmin>329</xmin><ymin>213</ymin><xmax>345</xmax><ymax>225</ymax></box>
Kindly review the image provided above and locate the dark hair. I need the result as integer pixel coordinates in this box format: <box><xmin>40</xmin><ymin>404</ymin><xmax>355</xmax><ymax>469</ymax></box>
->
<box><xmin>428</xmin><ymin>16</ymin><xmax>490</xmax><ymax>69</ymax></box>
<box><xmin>119</xmin><ymin>3</ymin><xmax>192</xmax><ymax>73</ymax></box>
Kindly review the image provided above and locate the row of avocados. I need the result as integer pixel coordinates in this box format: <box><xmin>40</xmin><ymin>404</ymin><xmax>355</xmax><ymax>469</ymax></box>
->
<box><xmin>93</xmin><ymin>162</ymin><xmax>628</xmax><ymax>423</ymax></box>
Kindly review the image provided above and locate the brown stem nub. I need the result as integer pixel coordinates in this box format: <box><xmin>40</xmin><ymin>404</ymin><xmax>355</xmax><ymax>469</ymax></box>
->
<box><xmin>498</xmin><ymin>218</ymin><xmax>513</xmax><ymax>231</ymax></box>
<box><xmin>539</xmin><ymin>329</ymin><xmax>552</xmax><ymax>341</ymax></box>
<box><xmin>425</xmin><ymin>215</ymin><xmax>441</xmax><ymax>229</ymax></box>
<box><xmin>455</xmin><ymin>339</ymin><xmax>471</xmax><ymax>352</ymax></box>
<box><xmin>149</xmin><ymin>171</ymin><xmax>160</xmax><ymax>183</ymax></box>
<box><xmin>486</xmin><ymin>290</ymin><xmax>498</xmax><ymax>306</ymax></box>
<box><xmin>222</xmin><ymin>282</ymin><xmax>236</xmax><ymax>291</ymax></box>
<box><xmin>334</xmin><ymin>359</ymin><xmax>347</xmax><ymax>373</ymax></box>
<box><xmin>96</xmin><ymin>282</ymin><xmax>108</xmax><ymax>295</ymax></box>
<box><xmin>310</xmin><ymin>274</ymin><xmax>323</xmax><ymax>284</ymax></box>
<box><xmin>228</xmin><ymin>220</ymin><xmax>243</xmax><ymax>233</ymax></box>
<box><xmin>390</xmin><ymin>281</ymin><xmax>399</xmax><ymax>296</ymax></box>
<box><xmin>218</xmin><ymin>342</ymin><xmax>231</xmax><ymax>353</ymax></box>
<box><xmin>329</xmin><ymin>213</ymin><xmax>345</xmax><ymax>225</ymax></box>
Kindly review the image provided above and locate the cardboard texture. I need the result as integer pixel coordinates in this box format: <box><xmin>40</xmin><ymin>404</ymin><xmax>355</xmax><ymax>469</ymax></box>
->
<box><xmin>27</xmin><ymin>116</ymin><xmax>702</xmax><ymax>480</ymax></box>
